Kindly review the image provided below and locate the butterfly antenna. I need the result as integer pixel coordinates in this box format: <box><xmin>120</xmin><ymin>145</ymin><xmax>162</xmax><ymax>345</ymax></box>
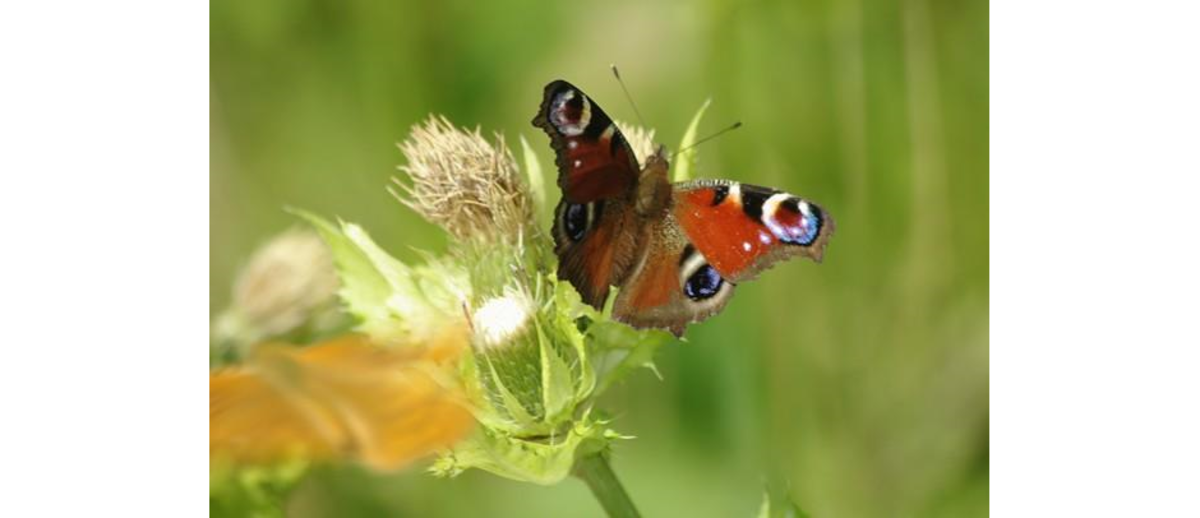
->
<box><xmin>671</xmin><ymin>121</ymin><xmax>744</xmax><ymax>158</ymax></box>
<box><xmin>610</xmin><ymin>64</ymin><xmax>649</xmax><ymax>129</ymax></box>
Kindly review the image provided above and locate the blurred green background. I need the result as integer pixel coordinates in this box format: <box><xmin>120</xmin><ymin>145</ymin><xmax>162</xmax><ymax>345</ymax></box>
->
<box><xmin>211</xmin><ymin>0</ymin><xmax>988</xmax><ymax>515</ymax></box>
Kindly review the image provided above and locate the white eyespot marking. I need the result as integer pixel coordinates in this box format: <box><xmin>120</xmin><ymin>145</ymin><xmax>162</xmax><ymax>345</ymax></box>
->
<box><xmin>679</xmin><ymin>251</ymin><xmax>708</xmax><ymax>287</ymax></box>
<box><xmin>573</xmin><ymin>159</ymin><xmax>583</xmax><ymax>168</ymax></box>
<box><xmin>797</xmin><ymin>200</ymin><xmax>812</xmax><ymax>217</ymax></box>
<box><xmin>761</xmin><ymin>192</ymin><xmax>791</xmax><ymax>241</ymax></box>
<box><xmin>550</xmin><ymin>89</ymin><xmax>592</xmax><ymax>137</ymax></box>
<box><xmin>728</xmin><ymin>183</ymin><xmax>743</xmax><ymax>208</ymax></box>
<box><xmin>568</xmin><ymin>140</ymin><xmax>578</xmax><ymax>150</ymax></box>
<box><xmin>742</xmin><ymin>241</ymin><xmax>752</xmax><ymax>252</ymax></box>
<box><xmin>758</xmin><ymin>231</ymin><xmax>773</xmax><ymax>245</ymax></box>
<box><xmin>580</xmin><ymin>95</ymin><xmax>592</xmax><ymax>130</ymax></box>
<box><xmin>601</xmin><ymin>124</ymin><xmax>615</xmax><ymax>141</ymax></box>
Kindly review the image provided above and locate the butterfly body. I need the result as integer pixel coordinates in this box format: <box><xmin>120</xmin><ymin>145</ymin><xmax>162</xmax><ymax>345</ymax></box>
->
<box><xmin>534</xmin><ymin>80</ymin><xmax>833</xmax><ymax>336</ymax></box>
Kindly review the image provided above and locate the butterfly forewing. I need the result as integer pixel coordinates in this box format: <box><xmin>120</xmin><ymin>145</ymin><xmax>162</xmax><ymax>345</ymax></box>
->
<box><xmin>672</xmin><ymin>180</ymin><xmax>833</xmax><ymax>283</ymax></box>
<box><xmin>532</xmin><ymin>80</ymin><xmax>640</xmax><ymax>204</ymax></box>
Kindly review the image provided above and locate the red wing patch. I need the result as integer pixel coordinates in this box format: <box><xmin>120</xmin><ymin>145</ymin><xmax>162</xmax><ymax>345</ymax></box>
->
<box><xmin>672</xmin><ymin>181</ymin><xmax>833</xmax><ymax>283</ymax></box>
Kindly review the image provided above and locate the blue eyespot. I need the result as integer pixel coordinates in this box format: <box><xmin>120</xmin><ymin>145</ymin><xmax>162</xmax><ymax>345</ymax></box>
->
<box><xmin>684</xmin><ymin>264</ymin><xmax>723</xmax><ymax>301</ymax></box>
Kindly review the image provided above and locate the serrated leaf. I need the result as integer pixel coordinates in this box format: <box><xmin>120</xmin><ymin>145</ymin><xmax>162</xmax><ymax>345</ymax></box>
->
<box><xmin>537</xmin><ymin>318</ymin><xmax>576</xmax><ymax>423</ymax></box>
<box><xmin>589</xmin><ymin>321</ymin><xmax>674</xmax><ymax>395</ymax></box>
<box><xmin>290</xmin><ymin>209</ymin><xmax>394</xmax><ymax>330</ymax></box>
<box><xmin>431</xmin><ymin>413</ymin><xmax>615</xmax><ymax>485</ymax></box>
<box><xmin>674</xmin><ymin>98</ymin><xmax>712</xmax><ymax>182</ymax></box>
<box><xmin>342</xmin><ymin>222</ymin><xmax>414</xmax><ymax>290</ymax></box>
<box><xmin>292</xmin><ymin>209</ymin><xmax>468</xmax><ymax>342</ymax></box>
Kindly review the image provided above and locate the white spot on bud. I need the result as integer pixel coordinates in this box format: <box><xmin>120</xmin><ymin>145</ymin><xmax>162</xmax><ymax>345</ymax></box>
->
<box><xmin>473</xmin><ymin>289</ymin><xmax>533</xmax><ymax>350</ymax></box>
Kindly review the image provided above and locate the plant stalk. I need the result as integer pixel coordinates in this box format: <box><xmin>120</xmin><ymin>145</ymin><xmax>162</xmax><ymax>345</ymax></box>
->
<box><xmin>575</xmin><ymin>453</ymin><xmax>641</xmax><ymax>518</ymax></box>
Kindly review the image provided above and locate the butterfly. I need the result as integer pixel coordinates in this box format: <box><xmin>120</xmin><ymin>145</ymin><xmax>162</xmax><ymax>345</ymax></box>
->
<box><xmin>532</xmin><ymin>80</ymin><xmax>835</xmax><ymax>336</ymax></box>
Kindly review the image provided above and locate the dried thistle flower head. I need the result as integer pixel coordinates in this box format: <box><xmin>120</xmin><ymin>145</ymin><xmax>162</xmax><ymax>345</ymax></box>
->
<box><xmin>614</xmin><ymin>120</ymin><xmax>657</xmax><ymax>164</ymax></box>
<box><xmin>394</xmin><ymin>115</ymin><xmax>534</xmax><ymax>243</ymax></box>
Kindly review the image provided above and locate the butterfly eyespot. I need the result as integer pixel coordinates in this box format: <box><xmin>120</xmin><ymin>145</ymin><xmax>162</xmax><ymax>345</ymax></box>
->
<box><xmin>562</xmin><ymin>203</ymin><xmax>588</xmax><ymax>241</ymax></box>
<box><xmin>684</xmin><ymin>264</ymin><xmax>724</xmax><ymax>301</ymax></box>
<box><xmin>550</xmin><ymin>89</ymin><xmax>590</xmax><ymax>137</ymax></box>
<box><xmin>768</xmin><ymin>196</ymin><xmax>822</xmax><ymax>246</ymax></box>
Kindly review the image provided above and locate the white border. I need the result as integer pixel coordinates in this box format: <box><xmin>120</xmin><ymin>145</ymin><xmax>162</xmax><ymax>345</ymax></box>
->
<box><xmin>0</xmin><ymin>2</ymin><xmax>208</xmax><ymax>515</ymax></box>
<box><xmin>993</xmin><ymin>0</ymin><xmax>1200</xmax><ymax>514</ymax></box>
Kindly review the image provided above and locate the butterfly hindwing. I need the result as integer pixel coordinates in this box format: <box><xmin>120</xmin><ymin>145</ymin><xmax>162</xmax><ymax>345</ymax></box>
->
<box><xmin>551</xmin><ymin>196</ymin><xmax>644</xmax><ymax>307</ymax></box>
<box><xmin>672</xmin><ymin>180</ymin><xmax>834</xmax><ymax>283</ymax></box>
<box><xmin>532</xmin><ymin>80</ymin><xmax>640</xmax><ymax>204</ymax></box>
<box><xmin>612</xmin><ymin>214</ymin><xmax>736</xmax><ymax>336</ymax></box>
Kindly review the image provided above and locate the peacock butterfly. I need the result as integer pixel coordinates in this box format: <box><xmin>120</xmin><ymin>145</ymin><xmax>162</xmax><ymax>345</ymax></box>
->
<box><xmin>532</xmin><ymin>79</ymin><xmax>834</xmax><ymax>336</ymax></box>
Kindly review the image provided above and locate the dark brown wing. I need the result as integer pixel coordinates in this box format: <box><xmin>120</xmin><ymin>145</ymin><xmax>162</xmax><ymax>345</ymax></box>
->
<box><xmin>532</xmin><ymin>80</ymin><xmax>640</xmax><ymax>204</ymax></box>
<box><xmin>535</xmin><ymin>80</ymin><xmax>646</xmax><ymax>307</ymax></box>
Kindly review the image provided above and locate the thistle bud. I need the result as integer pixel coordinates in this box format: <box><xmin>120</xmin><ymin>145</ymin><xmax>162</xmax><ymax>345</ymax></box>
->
<box><xmin>213</xmin><ymin>228</ymin><xmax>342</xmax><ymax>360</ymax></box>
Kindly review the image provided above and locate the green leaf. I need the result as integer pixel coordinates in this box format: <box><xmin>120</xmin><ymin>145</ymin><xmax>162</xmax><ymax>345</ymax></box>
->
<box><xmin>292</xmin><ymin>209</ymin><xmax>467</xmax><ymax>342</ymax></box>
<box><xmin>482</xmin><ymin>352</ymin><xmax>539</xmax><ymax>427</ymax></box>
<box><xmin>520</xmin><ymin>135</ymin><xmax>547</xmax><ymax>216</ymax></box>
<box><xmin>537</xmin><ymin>318</ymin><xmax>576</xmax><ymax>424</ymax></box>
<box><xmin>589</xmin><ymin>321</ymin><xmax>674</xmax><ymax>395</ymax></box>
<box><xmin>673</xmin><ymin>98</ymin><xmax>712</xmax><ymax>182</ymax></box>
<box><xmin>290</xmin><ymin>209</ymin><xmax>395</xmax><ymax>333</ymax></box>
<box><xmin>754</xmin><ymin>486</ymin><xmax>812</xmax><ymax>518</ymax></box>
<box><xmin>431</xmin><ymin>413</ymin><xmax>615</xmax><ymax>486</ymax></box>
<box><xmin>210</xmin><ymin>461</ymin><xmax>308</xmax><ymax>518</ymax></box>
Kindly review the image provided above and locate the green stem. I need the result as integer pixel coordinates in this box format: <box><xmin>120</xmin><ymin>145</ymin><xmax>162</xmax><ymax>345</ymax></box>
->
<box><xmin>575</xmin><ymin>453</ymin><xmax>641</xmax><ymax>518</ymax></box>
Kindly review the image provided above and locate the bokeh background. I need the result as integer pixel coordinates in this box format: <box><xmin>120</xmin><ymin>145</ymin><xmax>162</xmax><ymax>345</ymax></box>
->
<box><xmin>211</xmin><ymin>0</ymin><xmax>988</xmax><ymax>515</ymax></box>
